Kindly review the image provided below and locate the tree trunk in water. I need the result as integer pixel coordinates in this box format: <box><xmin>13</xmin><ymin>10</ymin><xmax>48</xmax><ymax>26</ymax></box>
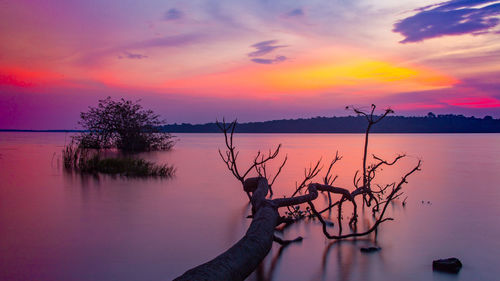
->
<box><xmin>174</xmin><ymin>178</ymin><xmax>278</xmax><ymax>281</ymax></box>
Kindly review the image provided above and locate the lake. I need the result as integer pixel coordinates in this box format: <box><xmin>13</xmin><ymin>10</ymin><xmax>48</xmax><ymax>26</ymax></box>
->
<box><xmin>1</xmin><ymin>132</ymin><xmax>500</xmax><ymax>281</ymax></box>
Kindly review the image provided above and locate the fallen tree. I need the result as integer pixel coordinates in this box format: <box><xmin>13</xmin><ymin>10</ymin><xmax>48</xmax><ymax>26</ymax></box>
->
<box><xmin>175</xmin><ymin>105</ymin><xmax>421</xmax><ymax>281</ymax></box>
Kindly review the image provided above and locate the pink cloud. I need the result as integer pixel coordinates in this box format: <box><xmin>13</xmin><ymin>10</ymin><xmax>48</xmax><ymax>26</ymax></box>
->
<box><xmin>0</xmin><ymin>73</ymin><xmax>34</xmax><ymax>87</ymax></box>
<box><xmin>444</xmin><ymin>97</ymin><xmax>500</xmax><ymax>108</ymax></box>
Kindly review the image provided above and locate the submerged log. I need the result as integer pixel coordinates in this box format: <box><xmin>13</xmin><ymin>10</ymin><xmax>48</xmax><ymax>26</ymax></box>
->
<box><xmin>175</xmin><ymin>177</ymin><xmax>323</xmax><ymax>280</ymax></box>
<box><xmin>174</xmin><ymin>178</ymin><xmax>279</xmax><ymax>281</ymax></box>
<box><xmin>174</xmin><ymin>170</ymin><xmax>406</xmax><ymax>280</ymax></box>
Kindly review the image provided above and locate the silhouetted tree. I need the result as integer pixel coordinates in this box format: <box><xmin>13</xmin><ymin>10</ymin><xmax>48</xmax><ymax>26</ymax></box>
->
<box><xmin>175</xmin><ymin>105</ymin><xmax>421</xmax><ymax>280</ymax></box>
<box><xmin>75</xmin><ymin>97</ymin><xmax>174</xmax><ymax>151</ymax></box>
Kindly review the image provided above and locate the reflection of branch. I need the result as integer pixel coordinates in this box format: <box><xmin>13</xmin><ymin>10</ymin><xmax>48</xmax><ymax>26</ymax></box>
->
<box><xmin>319</xmin><ymin>239</ymin><xmax>371</xmax><ymax>281</ymax></box>
<box><xmin>265</xmin><ymin>238</ymin><xmax>302</xmax><ymax>281</ymax></box>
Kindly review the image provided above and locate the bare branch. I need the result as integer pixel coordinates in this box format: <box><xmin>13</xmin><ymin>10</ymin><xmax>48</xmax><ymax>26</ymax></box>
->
<box><xmin>270</xmin><ymin>155</ymin><xmax>288</xmax><ymax>187</ymax></box>
<box><xmin>243</xmin><ymin>144</ymin><xmax>282</xmax><ymax>179</ymax></box>
<box><xmin>217</xmin><ymin>119</ymin><xmax>283</xmax><ymax>195</ymax></box>
<box><xmin>307</xmin><ymin>159</ymin><xmax>421</xmax><ymax>240</ymax></box>
<box><xmin>323</xmin><ymin>152</ymin><xmax>342</xmax><ymax>186</ymax></box>
<box><xmin>180</xmin><ymin>105</ymin><xmax>423</xmax><ymax>280</ymax></box>
<box><xmin>291</xmin><ymin>159</ymin><xmax>322</xmax><ymax>197</ymax></box>
<box><xmin>308</xmin><ymin>200</ymin><xmax>394</xmax><ymax>239</ymax></box>
<box><xmin>216</xmin><ymin>119</ymin><xmax>244</xmax><ymax>183</ymax></box>
<box><xmin>273</xmin><ymin>184</ymin><xmax>319</xmax><ymax>207</ymax></box>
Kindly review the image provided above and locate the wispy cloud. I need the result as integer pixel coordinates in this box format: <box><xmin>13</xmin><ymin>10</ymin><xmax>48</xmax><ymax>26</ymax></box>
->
<box><xmin>130</xmin><ymin>33</ymin><xmax>202</xmax><ymax>49</ymax></box>
<box><xmin>394</xmin><ymin>0</ymin><xmax>500</xmax><ymax>43</ymax></box>
<box><xmin>251</xmin><ymin>55</ymin><xmax>287</xmax><ymax>64</ymax></box>
<box><xmin>164</xmin><ymin>8</ymin><xmax>183</xmax><ymax>21</ymax></box>
<box><xmin>77</xmin><ymin>33</ymin><xmax>203</xmax><ymax>66</ymax></box>
<box><xmin>247</xmin><ymin>40</ymin><xmax>288</xmax><ymax>64</ymax></box>
<box><xmin>445</xmin><ymin>96</ymin><xmax>500</xmax><ymax>108</ymax></box>
<box><xmin>248</xmin><ymin>40</ymin><xmax>287</xmax><ymax>57</ymax></box>
<box><xmin>286</xmin><ymin>8</ymin><xmax>304</xmax><ymax>17</ymax></box>
<box><xmin>118</xmin><ymin>51</ymin><xmax>148</xmax><ymax>59</ymax></box>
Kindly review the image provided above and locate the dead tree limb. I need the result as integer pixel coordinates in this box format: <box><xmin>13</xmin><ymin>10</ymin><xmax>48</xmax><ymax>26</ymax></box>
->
<box><xmin>175</xmin><ymin>177</ymin><xmax>320</xmax><ymax>281</ymax></box>
<box><xmin>347</xmin><ymin>104</ymin><xmax>394</xmax><ymax>207</ymax></box>
<box><xmin>217</xmin><ymin>119</ymin><xmax>283</xmax><ymax>199</ymax></box>
<box><xmin>174</xmin><ymin>178</ymin><xmax>278</xmax><ymax>281</ymax></box>
<box><xmin>177</xmin><ymin>107</ymin><xmax>421</xmax><ymax>280</ymax></box>
<box><xmin>307</xmin><ymin>160</ymin><xmax>421</xmax><ymax>240</ymax></box>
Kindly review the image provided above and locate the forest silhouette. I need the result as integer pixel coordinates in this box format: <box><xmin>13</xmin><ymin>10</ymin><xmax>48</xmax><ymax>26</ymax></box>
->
<box><xmin>164</xmin><ymin>114</ymin><xmax>499</xmax><ymax>133</ymax></box>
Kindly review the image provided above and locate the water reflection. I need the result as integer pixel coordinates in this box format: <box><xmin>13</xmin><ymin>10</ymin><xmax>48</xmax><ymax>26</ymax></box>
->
<box><xmin>255</xmin><ymin>242</ymin><xmax>299</xmax><ymax>281</ymax></box>
<box><xmin>62</xmin><ymin>166</ymin><xmax>175</xmax><ymax>188</ymax></box>
<box><xmin>63</xmin><ymin>168</ymin><xmax>101</xmax><ymax>187</ymax></box>
<box><xmin>1</xmin><ymin>133</ymin><xmax>500</xmax><ymax>281</ymax></box>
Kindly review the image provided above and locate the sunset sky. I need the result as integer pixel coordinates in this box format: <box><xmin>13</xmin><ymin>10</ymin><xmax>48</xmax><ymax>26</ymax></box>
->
<box><xmin>1</xmin><ymin>0</ymin><xmax>500</xmax><ymax>129</ymax></box>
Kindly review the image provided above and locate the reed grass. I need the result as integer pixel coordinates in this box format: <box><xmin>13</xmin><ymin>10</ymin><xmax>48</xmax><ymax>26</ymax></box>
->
<box><xmin>62</xmin><ymin>143</ymin><xmax>174</xmax><ymax>178</ymax></box>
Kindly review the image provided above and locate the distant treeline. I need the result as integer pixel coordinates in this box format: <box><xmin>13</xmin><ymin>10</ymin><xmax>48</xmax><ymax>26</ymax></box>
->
<box><xmin>162</xmin><ymin>114</ymin><xmax>500</xmax><ymax>133</ymax></box>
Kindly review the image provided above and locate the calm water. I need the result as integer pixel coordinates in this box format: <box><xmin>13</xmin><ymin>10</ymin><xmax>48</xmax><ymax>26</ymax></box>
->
<box><xmin>1</xmin><ymin>132</ymin><xmax>500</xmax><ymax>281</ymax></box>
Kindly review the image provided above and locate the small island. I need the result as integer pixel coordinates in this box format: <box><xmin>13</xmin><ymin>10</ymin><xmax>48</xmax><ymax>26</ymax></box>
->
<box><xmin>63</xmin><ymin>97</ymin><xmax>175</xmax><ymax>178</ymax></box>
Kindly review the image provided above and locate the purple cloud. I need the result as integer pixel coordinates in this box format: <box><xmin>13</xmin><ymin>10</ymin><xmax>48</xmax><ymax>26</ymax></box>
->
<box><xmin>118</xmin><ymin>51</ymin><xmax>148</xmax><ymax>59</ymax></box>
<box><xmin>164</xmin><ymin>8</ymin><xmax>183</xmax><ymax>21</ymax></box>
<box><xmin>394</xmin><ymin>0</ymin><xmax>500</xmax><ymax>43</ymax></box>
<box><xmin>286</xmin><ymin>8</ymin><xmax>304</xmax><ymax>17</ymax></box>
<box><xmin>131</xmin><ymin>33</ymin><xmax>202</xmax><ymax>49</ymax></box>
<box><xmin>248</xmin><ymin>40</ymin><xmax>287</xmax><ymax>57</ymax></box>
<box><xmin>251</xmin><ymin>55</ymin><xmax>287</xmax><ymax>64</ymax></box>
